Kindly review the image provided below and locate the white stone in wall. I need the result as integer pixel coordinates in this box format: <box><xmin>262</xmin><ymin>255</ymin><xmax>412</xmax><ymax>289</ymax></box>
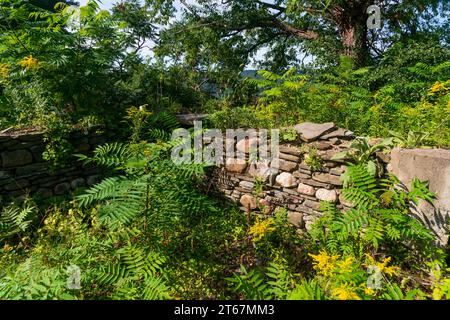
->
<box><xmin>275</xmin><ymin>172</ymin><xmax>297</xmax><ymax>188</ymax></box>
<box><xmin>315</xmin><ymin>188</ymin><xmax>337</xmax><ymax>203</ymax></box>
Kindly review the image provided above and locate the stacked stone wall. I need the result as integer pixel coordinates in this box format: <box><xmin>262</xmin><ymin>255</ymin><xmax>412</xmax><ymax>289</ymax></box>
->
<box><xmin>0</xmin><ymin>129</ymin><xmax>107</xmax><ymax>199</ymax></box>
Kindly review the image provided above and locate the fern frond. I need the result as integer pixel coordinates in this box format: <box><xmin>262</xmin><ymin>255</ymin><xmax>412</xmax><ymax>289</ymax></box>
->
<box><xmin>227</xmin><ymin>265</ymin><xmax>271</xmax><ymax>300</ymax></box>
<box><xmin>0</xmin><ymin>204</ymin><xmax>35</xmax><ymax>241</ymax></box>
<box><xmin>76</xmin><ymin>142</ymin><xmax>130</xmax><ymax>167</ymax></box>
<box><xmin>142</xmin><ymin>276</ymin><xmax>171</xmax><ymax>300</ymax></box>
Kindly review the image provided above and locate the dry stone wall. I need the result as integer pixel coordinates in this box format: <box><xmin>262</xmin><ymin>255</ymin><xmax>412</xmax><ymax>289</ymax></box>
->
<box><xmin>210</xmin><ymin>122</ymin><xmax>359</xmax><ymax>231</ymax></box>
<box><xmin>209</xmin><ymin>122</ymin><xmax>450</xmax><ymax>245</ymax></box>
<box><xmin>0</xmin><ymin>129</ymin><xmax>108</xmax><ymax>200</ymax></box>
<box><xmin>1</xmin><ymin>122</ymin><xmax>449</xmax><ymax>245</ymax></box>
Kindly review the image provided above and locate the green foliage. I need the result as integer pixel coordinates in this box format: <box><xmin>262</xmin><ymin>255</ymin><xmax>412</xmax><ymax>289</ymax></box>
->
<box><xmin>304</xmin><ymin>147</ymin><xmax>323</xmax><ymax>171</ymax></box>
<box><xmin>280</xmin><ymin>127</ymin><xmax>298</xmax><ymax>143</ymax></box>
<box><xmin>97</xmin><ymin>245</ymin><xmax>171</xmax><ymax>300</ymax></box>
<box><xmin>210</xmin><ymin>47</ymin><xmax>450</xmax><ymax>147</ymax></box>
<box><xmin>0</xmin><ymin>202</ymin><xmax>35</xmax><ymax>242</ymax></box>
<box><xmin>1</xmin><ymin>0</ymin><xmax>450</xmax><ymax>302</ymax></box>
<box><xmin>310</xmin><ymin>164</ymin><xmax>438</xmax><ymax>263</ymax></box>
<box><xmin>227</xmin><ymin>261</ymin><xmax>297</xmax><ymax>300</ymax></box>
<box><xmin>332</xmin><ymin>137</ymin><xmax>393</xmax><ymax>177</ymax></box>
<box><xmin>227</xmin><ymin>265</ymin><xmax>272</xmax><ymax>300</ymax></box>
<box><xmin>287</xmin><ymin>280</ymin><xmax>326</xmax><ymax>300</ymax></box>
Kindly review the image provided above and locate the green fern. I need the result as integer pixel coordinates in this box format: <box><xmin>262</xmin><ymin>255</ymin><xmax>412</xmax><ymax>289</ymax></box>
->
<box><xmin>0</xmin><ymin>203</ymin><xmax>35</xmax><ymax>241</ymax></box>
<box><xmin>310</xmin><ymin>164</ymin><xmax>436</xmax><ymax>258</ymax></box>
<box><xmin>287</xmin><ymin>280</ymin><xmax>326</xmax><ymax>300</ymax></box>
<box><xmin>97</xmin><ymin>245</ymin><xmax>171</xmax><ymax>300</ymax></box>
<box><xmin>76</xmin><ymin>142</ymin><xmax>130</xmax><ymax>167</ymax></box>
<box><xmin>226</xmin><ymin>265</ymin><xmax>272</xmax><ymax>300</ymax></box>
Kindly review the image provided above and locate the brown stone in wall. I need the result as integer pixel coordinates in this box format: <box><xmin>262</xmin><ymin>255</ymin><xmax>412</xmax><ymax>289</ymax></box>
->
<box><xmin>315</xmin><ymin>188</ymin><xmax>338</xmax><ymax>203</ymax></box>
<box><xmin>312</xmin><ymin>172</ymin><xmax>343</xmax><ymax>186</ymax></box>
<box><xmin>330</xmin><ymin>166</ymin><xmax>347</xmax><ymax>175</ymax></box>
<box><xmin>304</xmin><ymin>199</ymin><xmax>321</xmax><ymax>211</ymax></box>
<box><xmin>293</xmin><ymin>171</ymin><xmax>311</xmax><ymax>179</ymax></box>
<box><xmin>225</xmin><ymin>158</ymin><xmax>247</xmax><ymax>173</ymax></box>
<box><xmin>54</xmin><ymin>182</ymin><xmax>71</xmax><ymax>195</ymax></box>
<box><xmin>297</xmin><ymin>183</ymin><xmax>316</xmax><ymax>196</ymax></box>
<box><xmin>320</xmin><ymin>128</ymin><xmax>355</xmax><ymax>140</ymax></box>
<box><xmin>248</xmin><ymin>161</ymin><xmax>272</xmax><ymax>182</ymax></box>
<box><xmin>277</xmin><ymin>159</ymin><xmax>298</xmax><ymax>171</ymax></box>
<box><xmin>317</xmin><ymin>149</ymin><xmax>346</xmax><ymax>161</ymax></box>
<box><xmin>233</xmin><ymin>174</ymin><xmax>255</xmax><ymax>182</ymax></box>
<box><xmin>279</xmin><ymin>152</ymin><xmax>301</xmax><ymax>162</ymax></box>
<box><xmin>298</xmin><ymin>162</ymin><xmax>311</xmax><ymax>171</ymax></box>
<box><xmin>240</xmin><ymin>194</ymin><xmax>257</xmax><ymax>210</ymax></box>
<box><xmin>4</xmin><ymin>179</ymin><xmax>30</xmax><ymax>191</ymax></box>
<box><xmin>279</xmin><ymin>145</ymin><xmax>303</xmax><ymax>156</ymax></box>
<box><xmin>15</xmin><ymin>163</ymin><xmax>48</xmax><ymax>177</ymax></box>
<box><xmin>323</xmin><ymin>161</ymin><xmax>338</xmax><ymax>168</ymax></box>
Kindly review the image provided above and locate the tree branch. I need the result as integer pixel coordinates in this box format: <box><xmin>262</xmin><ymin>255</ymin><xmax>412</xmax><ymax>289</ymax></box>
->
<box><xmin>255</xmin><ymin>1</ymin><xmax>286</xmax><ymax>12</ymax></box>
<box><xmin>270</xmin><ymin>18</ymin><xmax>319</xmax><ymax>40</ymax></box>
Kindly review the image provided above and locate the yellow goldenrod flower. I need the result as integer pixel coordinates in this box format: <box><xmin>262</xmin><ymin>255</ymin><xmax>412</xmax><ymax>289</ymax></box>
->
<box><xmin>337</xmin><ymin>256</ymin><xmax>354</xmax><ymax>273</ymax></box>
<box><xmin>365</xmin><ymin>255</ymin><xmax>399</xmax><ymax>277</ymax></box>
<box><xmin>18</xmin><ymin>55</ymin><xmax>40</xmax><ymax>70</ymax></box>
<box><xmin>0</xmin><ymin>63</ymin><xmax>10</xmax><ymax>78</ymax></box>
<box><xmin>309</xmin><ymin>250</ymin><xmax>339</xmax><ymax>276</ymax></box>
<box><xmin>249</xmin><ymin>217</ymin><xmax>275</xmax><ymax>242</ymax></box>
<box><xmin>3</xmin><ymin>244</ymin><xmax>13</xmax><ymax>252</ymax></box>
<box><xmin>332</xmin><ymin>283</ymin><xmax>361</xmax><ymax>300</ymax></box>
<box><xmin>429</xmin><ymin>81</ymin><xmax>443</xmax><ymax>94</ymax></box>
<box><xmin>360</xmin><ymin>283</ymin><xmax>375</xmax><ymax>296</ymax></box>
<box><xmin>429</xmin><ymin>80</ymin><xmax>450</xmax><ymax>95</ymax></box>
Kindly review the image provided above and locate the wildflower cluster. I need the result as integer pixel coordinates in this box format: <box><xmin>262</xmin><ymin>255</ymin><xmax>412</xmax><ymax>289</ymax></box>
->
<box><xmin>309</xmin><ymin>251</ymin><xmax>401</xmax><ymax>300</ymax></box>
<box><xmin>249</xmin><ymin>217</ymin><xmax>276</xmax><ymax>242</ymax></box>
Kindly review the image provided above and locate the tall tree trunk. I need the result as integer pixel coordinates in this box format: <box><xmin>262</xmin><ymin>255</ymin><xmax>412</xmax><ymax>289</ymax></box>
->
<box><xmin>339</xmin><ymin>20</ymin><xmax>368</xmax><ymax>66</ymax></box>
<box><xmin>330</xmin><ymin>3</ymin><xmax>370</xmax><ymax>66</ymax></box>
